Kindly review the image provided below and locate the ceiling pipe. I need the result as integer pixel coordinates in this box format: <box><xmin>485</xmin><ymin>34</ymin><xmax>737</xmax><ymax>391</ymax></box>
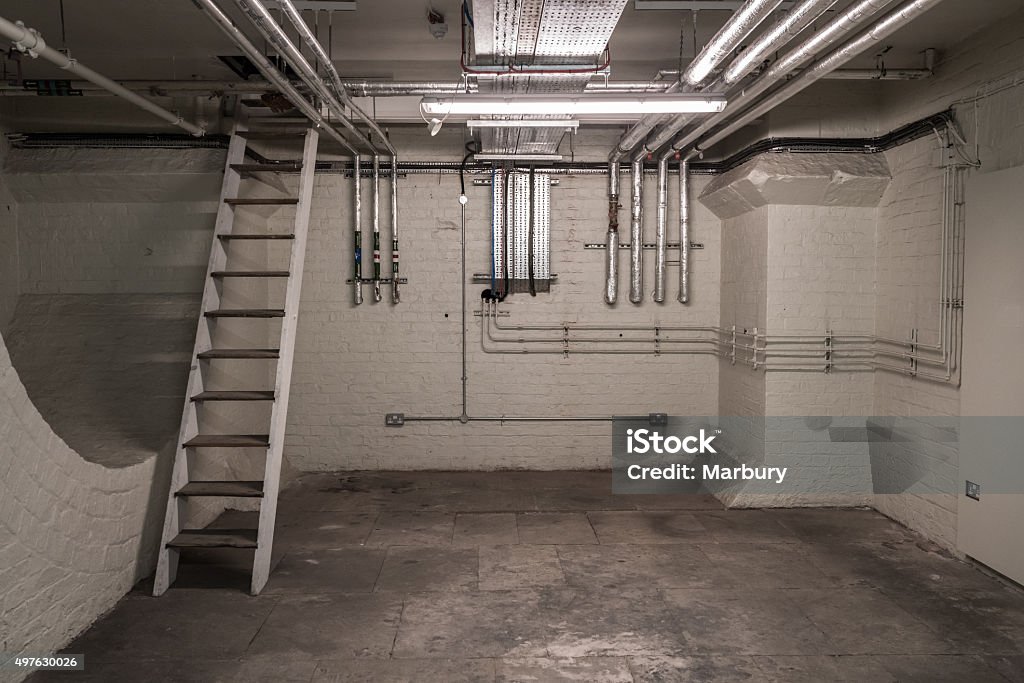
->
<box><xmin>641</xmin><ymin>0</ymin><xmax>838</xmax><ymax>162</ymax></box>
<box><xmin>608</xmin><ymin>0</ymin><xmax>784</xmax><ymax>164</ymax></box>
<box><xmin>0</xmin><ymin>15</ymin><xmax>205</xmax><ymax>135</ymax></box>
<box><xmin>722</xmin><ymin>0</ymin><xmax>841</xmax><ymax>85</ymax></box>
<box><xmin>664</xmin><ymin>0</ymin><xmax>898</xmax><ymax>157</ymax></box>
<box><xmin>190</xmin><ymin>0</ymin><xmax>356</xmax><ymax>152</ymax></box>
<box><xmin>274</xmin><ymin>0</ymin><xmax>402</xmax><ymax>304</ymax></box>
<box><xmin>236</xmin><ymin>0</ymin><xmax>404</xmax><ymax>303</ymax></box>
<box><xmin>685</xmin><ymin>0</ymin><xmax>949</xmax><ymax>159</ymax></box>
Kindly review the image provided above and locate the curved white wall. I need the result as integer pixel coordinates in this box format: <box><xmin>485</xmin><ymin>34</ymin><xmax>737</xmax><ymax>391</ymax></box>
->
<box><xmin>0</xmin><ymin>330</ymin><xmax>164</xmax><ymax>681</ymax></box>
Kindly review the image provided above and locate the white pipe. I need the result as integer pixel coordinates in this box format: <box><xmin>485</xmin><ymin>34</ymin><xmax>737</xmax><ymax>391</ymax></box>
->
<box><xmin>0</xmin><ymin>15</ymin><xmax>205</xmax><ymax>136</ymax></box>
<box><xmin>191</xmin><ymin>0</ymin><xmax>356</xmax><ymax>153</ymax></box>
<box><xmin>372</xmin><ymin>154</ymin><xmax>382</xmax><ymax>302</ymax></box>
<box><xmin>354</xmin><ymin>154</ymin><xmax>363</xmax><ymax>305</ymax></box>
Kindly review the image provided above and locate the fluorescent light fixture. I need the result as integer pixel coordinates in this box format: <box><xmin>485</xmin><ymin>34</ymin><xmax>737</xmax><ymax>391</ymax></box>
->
<box><xmin>467</xmin><ymin>119</ymin><xmax>579</xmax><ymax>130</ymax></box>
<box><xmin>421</xmin><ymin>94</ymin><xmax>727</xmax><ymax>116</ymax></box>
<box><xmin>265</xmin><ymin>1</ymin><xmax>356</xmax><ymax>9</ymax></box>
<box><xmin>475</xmin><ymin>154</ymin><xmax>564</xmax><ymax>162</ymax></box>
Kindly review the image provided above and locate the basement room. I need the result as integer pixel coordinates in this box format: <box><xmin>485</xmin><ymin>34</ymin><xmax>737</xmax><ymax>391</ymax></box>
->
<box><xmin>1</xmin><ymin>0</ymin><xmax>1023</xmax><ymax>681</ymax></box>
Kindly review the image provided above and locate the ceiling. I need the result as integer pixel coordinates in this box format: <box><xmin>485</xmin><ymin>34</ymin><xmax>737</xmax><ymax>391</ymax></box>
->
<box><xmin>2</xmin><ymin>0</ymin><xmax>1021</xmax><ymax>84</ymax></box>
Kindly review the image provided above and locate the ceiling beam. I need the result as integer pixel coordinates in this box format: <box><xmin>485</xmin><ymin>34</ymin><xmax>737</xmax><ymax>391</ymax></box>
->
<box><xmin>634</xmin><ymin>1</ymin><xmax>795</xmax><ymax>9</ymax></box>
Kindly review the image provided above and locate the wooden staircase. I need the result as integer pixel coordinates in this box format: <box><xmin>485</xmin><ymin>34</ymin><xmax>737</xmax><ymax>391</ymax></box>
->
<box><xmin>154</xmin><ymin>119</ymin><xmax>319</xmax><ymax>595</ymax></box>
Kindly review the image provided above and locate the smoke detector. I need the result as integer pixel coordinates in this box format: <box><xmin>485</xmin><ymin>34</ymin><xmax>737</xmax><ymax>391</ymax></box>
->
<box><xmin>428</xmin><ymin>8</ymin><xmax>447</xmax><ymax>39</ymax></box>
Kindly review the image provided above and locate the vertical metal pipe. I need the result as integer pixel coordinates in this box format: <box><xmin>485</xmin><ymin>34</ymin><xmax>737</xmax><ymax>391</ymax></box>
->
<box><xmin>606</xmin><ymin>161</ymin><xmax>620</xmax><ymax>305</ymax></box>
<box><xmin>679</xmin><ymin>159</ymin><xmax>691</xmax><ymax>304</ymax></box>
<box><xmin>353</xmin><ymin>155</ymin><xmax>363</xmax><ymax>305</ymax></box>
<box><xmin>372</xmin><ymin>154</ymin><xmax>382</xmax><ymax>302</ymax></box>
<box><xmin>629</xmin><ymin>159</ymin><xmax>644</xmax><ymax>304</ymax></box>
<box><xmin>391</xmin><ymin>155</ymin><xmax>400</xmax><ymax>304</ymax></box>
<box><xmin>653</xmin><ymin>156</ymin><xmax>669</xmax><ymax>303</ymax></box>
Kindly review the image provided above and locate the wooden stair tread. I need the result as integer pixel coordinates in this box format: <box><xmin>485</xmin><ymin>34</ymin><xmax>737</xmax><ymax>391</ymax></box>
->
<box><xmin>217</xmin><ymin>234</ymin><xmax>295</xmax><ymax>240</ymax></box>
<box><xmin>192</xmin><ymin>390</ymin><xmax>275</xmax><ymax>401</ymax></box>
<box><xmin>211</xmin><ymin>270</ymin><xmax>290</xmax><ymax>278</ymax></box>
<box><xmin>237</xmin><ymin>131</ymin><xmax>306</xmax><ymax>139</ymax></box>
<box><xmin>167</xmin><ymin>529</ymin><xmax>258</xmax><ymax>549</ymax></box>
<box><xmin>225</xmin><ymin>197</ymin><xmax>299</xmax><ymax>206</ymax></box>
<box><xmin>231</xmin><ymin>163</ymin><xmax>302</xmax><ymax>174</ymax></box>
<box><xmin>184</xmin><ymin>434</ymin><xmax>269</xmax><ymax>448</ymax></box>
<box><xmin>205</xmin><ymin>309</ymin><xmax>285</xmax><ymax>318</ymax></box>
<box><xmin>197</xmin><ymin>348</ymin><xmax>280</xmax><ymax>359</ymax></box>
<box><xmin>177</xmin><ymin>481</ymin><xmax>264</xmax><ymax>497</ymax></box>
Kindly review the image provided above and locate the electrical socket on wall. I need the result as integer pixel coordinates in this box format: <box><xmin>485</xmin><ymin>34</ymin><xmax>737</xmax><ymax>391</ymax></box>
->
<box><xmin>965</xmin><ymin>480</ymin><xmax>981</xmax><ymax>501</ymax></box>
<box><xmin>385</xmin><ymin>413</ymin><xmax>405</xmax><ymax>427</ymax></box>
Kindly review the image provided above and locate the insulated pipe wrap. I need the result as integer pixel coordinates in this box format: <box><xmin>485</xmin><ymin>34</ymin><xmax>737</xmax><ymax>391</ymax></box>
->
<box><xmin>391</xmin><ymin>155</ymin><xmax>400</xmax><ymax>304</ymax></box>
<box><xmin>354</xmin><ymin>155</ymin><xmax>363</xmax><ymax>306</ymax></box>
<box><xmin>671</xmin><ymin>0</ymin><xmax>898</xmax><ymax>156</ymax></box>
<box><xmin>679</xmin><ymin>160</ymin><xmax>691</xmax><ymax>304</ymax></box>
<box><xmin>372</xmin><ymin>154</ymin><xmax>382</xmax><ymax>302</ymax></box>
<box><xmin>629</xmin><ymin>160</ymin><xmax>644</xmax><ymax>304</ymax></box>
<box><xmin>654</xmin><ymin>156</ymin><xmax>669</xmax><ymax>303</ymax></box>
<box><xmin>606</xmin><ymin>230</ymin><xmax>619</xmax><ymax>305</ymax></box>
<box><xmin>691</xmin><ymin>0</ymin><xmax>946</xmax><ymax>156</ymax></box>
<box><xmin>606</xmin><ymin>161</ymin><xmax>621</xmax><ymax>305</ymax></box>
<box><xmin>683</xmin><ymin>0</ymin><xmax>786</xmax><ymax>86</ymax></box>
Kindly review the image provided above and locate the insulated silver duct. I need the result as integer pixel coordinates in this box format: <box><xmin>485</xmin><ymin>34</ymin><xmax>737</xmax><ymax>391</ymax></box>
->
<box><xmin>0</xmin><ymin>16</ymin><xmax>205</xmax><ymax>135</ymax></box>
<box><xmin>606</xmin><ymin>161</ymin><xmax>621</xmax><ymax>305</ymax></box>
<box><xmin>354</xmin><ymin>154</ymin><xmax>363</xmax><ymax>305</ymax></box>
<box><xmin>372</xmin><ymin>154</ymin><xmax>382</xmax><ymax>303</ymax></box>
<box><xmin>191</xmin><ymin>0</ymin><xmax>356</xmax><ymax>154</ymax></box>
<box><xmin>653</xmin><ymin>156</ymin><xmax>669</xmax><ymax>303</ymax></box>
<box><xmin>684</xmin><ymin>0</ymin><xmax>787</xmax><ymax>86</ymax></box>
<box><xmin>609</xmin><ymin>0</ymin><xmax>783</xmax><ymax>163</ymax></box>
<box><xmin>639</xmin><ymin>0</ymin><xmax>838</xmax><ymax>160</ymax></box>
<box><xmin>391</xmin><ymin>156</ymin><xmax>400</xmax><ymax>304</ymax></box>
<box><xmin>688</xmin><ymin>0</ymin><xmax>948</xmax><ymax>158</ymax></box>
<box><xmin>722</xmin><ymin>0</ymin><xmax>840</xmax><ymax>84</ymax></box>
<box><xmin>679</xmin><ymin>159</ymin><xmax>691</xmax><ymax>305</ymax></box>
<box><xmin>668</xmin><ymin>0</ymin><xmax>898</xmax><ymax>156</ymax></box>
<box><xmin>629</xmin><ymin>159</ymin><xmax>644</xmax><ymax>304</ymax></box>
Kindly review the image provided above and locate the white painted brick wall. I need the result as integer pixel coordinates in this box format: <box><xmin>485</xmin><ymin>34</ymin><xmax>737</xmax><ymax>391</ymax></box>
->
<box><xmin>0</xmin><ymin>332</ymin><xmax>160</xmax><ymax>683</ymax></box>
<box><xmin>284</xmin><ymin>148</ymin><xmax>723</xmax><ymax>470</ymax></box>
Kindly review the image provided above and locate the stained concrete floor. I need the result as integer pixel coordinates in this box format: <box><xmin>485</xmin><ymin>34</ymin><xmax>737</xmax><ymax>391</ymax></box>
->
<box><xmin>31</xmin><ymin>471</ymin><xmax>1024</xmax><ymax>682</ymax></box>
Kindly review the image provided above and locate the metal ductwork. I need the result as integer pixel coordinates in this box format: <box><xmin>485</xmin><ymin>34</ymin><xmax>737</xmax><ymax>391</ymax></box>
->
<box><xmin>605</xmin><ymin>162</ymin><xmax>621</xmax><ymax>305</ymax></box>
<box><xmin>653</xmin><ymin>156</ymin><xmax>669</xmax><ymax>303</ymax></box>
<box><xmin>640</xmin><ymin>0</ymin><xmax>838</xmax><ymax>163</ymax></box>
<box><xmin>470</xmin><ymin>0</ymin><xmax>628</xmax><ymax>155</ymax></box>
<box><xmin>665</xmin><ymin>0</ymin><xmax>899</xmax><ymax>157</ymax></box>
<box><xmin>721</xmin><ymin>0</ymin><xmax>841</xmax><ymax>85</ymax></box>
<box><xmin>678</xmin><ymin>159</ymin><xmax>690</xmax><ymax>304</ymax></box>
<box><xmin>609</xmin><ymin>0</ymin><xmax>782</xmax><ymax>164</ymax></box>
<box><xmin>629</xmin><ymin>159</ymin><xmax>644</xmax><ymax>304</ymax></box>
<box><xmin>685</xmin><ymin>0</ymin><xmax>946</xmax><ymax>158</ymax></box>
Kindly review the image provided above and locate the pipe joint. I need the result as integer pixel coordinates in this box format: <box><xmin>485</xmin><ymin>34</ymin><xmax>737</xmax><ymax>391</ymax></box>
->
<box><xmin>11</xmin><ymin>21</ymin><xmax>44</xmax><ymax>57</ymax></box>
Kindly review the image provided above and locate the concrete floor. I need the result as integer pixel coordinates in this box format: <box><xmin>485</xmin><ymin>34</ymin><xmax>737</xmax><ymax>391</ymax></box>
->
<box><xmin>31</xmin><ymin>472</ymin><xmax>1024</xmax><ymax>682</ymax></box>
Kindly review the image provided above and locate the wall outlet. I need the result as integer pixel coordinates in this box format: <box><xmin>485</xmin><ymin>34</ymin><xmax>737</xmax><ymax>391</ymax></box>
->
<box><xmin>965</xmin><ymin>480</ymin><xmax>981</xmax><ymax>501</ymax></box>
<box><xmin>385</xmin><ymin>413</ymin><xmax>405</xmax><ymax>427</ymax></box>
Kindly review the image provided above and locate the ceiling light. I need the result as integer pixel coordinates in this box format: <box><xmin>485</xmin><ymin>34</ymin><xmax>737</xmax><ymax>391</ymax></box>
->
<box><xmin>421</xmin><ymin>94</ymin><xmax>727</xmax><ymax>117</ymax></box>
<box><xmin>475</xmin><ymin>154</ymin><xmax>564</xmax><ymax>162</ymax></box>
<box><xmin>467</xmin><ymin>119</ymin><xmax>579</xmax><ymax>130</ymax></box>
<box><xmin>427</xmin><ymin>118</ymin><xmax>443</xmax><ymax>136</ymax></box>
